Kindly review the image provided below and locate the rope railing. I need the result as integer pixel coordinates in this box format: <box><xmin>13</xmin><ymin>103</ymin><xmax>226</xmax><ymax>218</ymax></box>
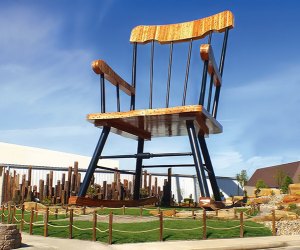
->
<box><xmin>164</xmin><ymin>226</ymin><xmax>203</xmax><ymax>231</ymax></box>
<box><xmin>0</xmin><ymin>204</ymin><xmax>273</xmax><ymax>243</ymax></box>
<box><xmin>206</xmin><ymin>224</ymin><xmax>240</xmax><ymax>230</ymax></box>
<box><xmin>112</xmin><ymin>228</ymin><xmax>160</xmax><ymax>234</ymax></box>
<box><xmin>95</xmin><ymin>227</ymin><xmax>109</xmax><ymax>233</ymax></box>
<box><xmin>72</xmin><ymin>225</ymin><xmax>93</xmax><ymax>231</ymax></box>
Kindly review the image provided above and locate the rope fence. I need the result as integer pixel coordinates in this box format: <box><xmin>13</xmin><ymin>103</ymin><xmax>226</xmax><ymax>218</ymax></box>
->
<box><xmin>0</xmin><ymin>203</ymin><xmax>274</xmax><ymax>244</ymax></box>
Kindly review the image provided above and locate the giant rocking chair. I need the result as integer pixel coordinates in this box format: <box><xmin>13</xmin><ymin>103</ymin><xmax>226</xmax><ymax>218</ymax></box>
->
<box><xmin>69</xmin><ymin>11</ymin><xmax>234</xmax><ymax>207</ymax></box>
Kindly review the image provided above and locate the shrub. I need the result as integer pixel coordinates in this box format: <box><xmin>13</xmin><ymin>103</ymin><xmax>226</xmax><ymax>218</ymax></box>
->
<box><xmin>256</xmin><ymin>179</ymin><xmax>268</xmax><ymax>189</ymax></box>
<box><xmin>288</xmin><ymin>203</ymin><xmax>297</xmax><ymax>210</ymax></box>
<box><xmin>281</xmin><ymin>176</ymin><xmax>293</xmax><ymax>194</ymax></box>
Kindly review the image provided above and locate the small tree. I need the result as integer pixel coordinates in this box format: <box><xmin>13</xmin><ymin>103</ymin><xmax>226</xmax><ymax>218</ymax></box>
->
<box><xmin>236</xmin><ymin>170</ymin><xmax>248</xmax><ymax>195</ymax></box>
<box><xmin>256</xmin><ymin>179</ymin><xmax>268</xmax><ymax>189</ymax></box>
<box><xmin>281</xmin><ymin>175</ymin><xmax>293</xmax><ymax>194</ymax></box>
<box><xmin>274</xmin><ymin>169</ymin><xmax>286</xmax><ymax>188</ymax></box>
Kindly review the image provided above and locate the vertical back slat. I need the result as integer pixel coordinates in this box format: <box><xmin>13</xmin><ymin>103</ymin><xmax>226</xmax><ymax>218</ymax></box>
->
<box><xmin>130</xmin><ymin>43</ymin><xmax>137</xmax><ymax>111</ymax></box>
<box><xmin>182</xmin><ymin>39</ymin><xmax>193</xmax><ymax>106</ymax></box>
<box><xmin>213</xmin><ymin>28</ymin><xmax>229</xmax><ymax>118</ymax></box>
<box><xmin>100</xmin><ymin>74</ymin><xmax>106</xmax><ymax>113</ymax></box>
<box><xmin>116</xmin><ymin>84</ymin><xmax>120</xmax><ymax>112</ymax></box>
<box><xmin>199</xmin><ymin>60</ymin><xmax>208</xmax><ymax>105</ymax></box>
<box><xmin>149</xmin><ymin>41</ymin><xmax>155</xmax><ymax>109</ymax></box>
<box><xmin>199</xmin><ymin>32</ymin><xmax>213</xmax><ymax>106</ymax></box>
<box><xmin>206</xmin><ymin>77</ymin><xmax>214</xmax><ymax>112</ymax></box>
<box><xmin>166</xmin><ymin>42</ymin><xmax>173</xmax><ymax>108</ymax></box>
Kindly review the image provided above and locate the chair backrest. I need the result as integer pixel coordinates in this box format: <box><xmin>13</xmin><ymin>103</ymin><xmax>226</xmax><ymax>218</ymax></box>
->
<box><xmin>129</xmin><ymin>10</ymin><xmax>234</xmax><ymax>119</ymax></box>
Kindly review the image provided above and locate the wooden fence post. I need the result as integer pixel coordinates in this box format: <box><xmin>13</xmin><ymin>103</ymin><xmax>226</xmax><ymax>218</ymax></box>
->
<box><xmin>140</xmin><ymin>206</ymin><xmax>143</xmax><ymax>217</ymax></box>
<box><xmin>44</xmin><ymin>207</ymin><xmax>49</xmax><ymax>237</ymax></box>
<box><xmin>108</xmin><ymin>212</ymin><xmax>113</xmax><ymax>245</ymax></box>
<box><xmin>12</xmin><ymin>205</ymin><xmax>16</xmax><ymax>224</ymax></box>
<box><xmin>69</xmin><ymin>209</ymin><xmax>73</xmax><ymax>239</ymax></box>
<box><xmin>234</xmin><ymin>208</ymin><xmax>237</xmax><ymax>219</ymax></box>
<box><xmin>92</xmin><ymin>210</ymin><xmax>97</xmax><ymax>241</ymax></box>
<box><xmin>122</xmin><ymin>205</ymin><xmax>125</xmax><ymax>215</ymax></box>
<box><xmin>35</xmin><ymin>202</ymin><xmax>38</xmax><ymax>222</ymax></box>
<box><xmin>30</xmin><ymin>207</ymin><xmax>34</xmax><ymax>235</ymax></box>
<box><xmin>240</xmin><ymin>212</ymin><xmax>244</xmax><ymax>238</ymax></box>
<box><xmin>272</xmin><ymin>209</ymin><xmax>276</xmax><ymax>236</ymax></box>
<box><xmin>202</xmin><ymin>209</ymin><xmax>207</xmax><ymax>240</ymax></box>
<box><xmin>20</xmin><ymin>205</ymin><xmax>24</xmax><ymax>232</ymax></box>
<box><xmin>1</xmin><ymin>205</ymin><xmax>4</xmax><ymax>223</ymax></box>
<box><xmin>7</xmin><ymin>205</ymin><xmax>11</xmax><ymax>224</ymax></box>
<box><xmin>159</xmin><ymin>211</ymin><xmax>163</xmax><ymax>241</ymax></box>
<box><xmin>83</xmin><ymin>206</ymin><xmax>86</xmax><ymax>215</ymax></box>
<box><xmin>55</xmin><ymin>208</ymin><xmax>58</xmax><ymax>220</ymax></box>
<box><xmin>192</xmin><ymin>209</ymin><xmax>195</xmax><ymax>220</ymax></box>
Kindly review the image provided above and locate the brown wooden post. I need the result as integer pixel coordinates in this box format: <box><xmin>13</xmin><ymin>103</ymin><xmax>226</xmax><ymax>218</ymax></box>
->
<box><xmin>30</xmin><ymin>207</ymin><xmax>34</xmax><ymax>235</ymax></box>
<box><xmin>192</xmin><ymin>208</ymin><xmax>195</xmax><ymax>220</ymax></box>
<box><xmin>234</xmin><ymin>208</ymin><xmax>237</xmax><ymax>219</ymax></box>
<box><xmin>69</xmin><ymin>208</ymin><xmax>73</xmax><ymax>239</ymax></box>
<box><xmin>83</xmin><ymin>206</ymin><xmax>86</xmax><ymax>215</ymax></box>
<box><xmin>44</xmin><ymin>207</ymin><xmax>49</xmax><ymax>237</ymax></box>
<box><xmin>272</xmin><ymin>209</ymin><xmax>276</xmax><ymax>236</ymax></box>
<box><xmin>28</xmin><ymin>166</ymin><xmax>32</xmax><ymax>187</ymax></box>
<box><xmin>1</xmin><ymin>205</ymin><xmax>4</xmax><ymax>223</ymax></box>
<box><xmin>140</xmin><ymin>206</ymin><xmax>143</xmax><ymax>217</ymax></box>
<box><xmin>240</xmin><ymin>212</ymin><xmax>244</xmax><ymax>238</ymax></box>
<box><xmin>202</xmin><ymin>209</ymin><xmax>207</xmax><ymax>240</ymax></box>
<box><xmin>49</xmin><ymin>171</ymin><xmax>53</xmax><ymax>198</ymax></box>
<box><xmin>39</xmin><ymin>179</ymin><xmax>44</xmax><ymax>202</ymax></box>
<box><xmin>92</xmin><ymin>210</ymin><xmax>97</xmax><ymax>241</ymax></box>
<box><xmin>35</xmin><ymin>202</ymin><xmax>38</xmax><ymax>222</ymax></box>
<box><xmin>159</xmin><ymin>211</ymin><xmax>163</xmax><ymax>241</ymax></box>
<box><xmin>7</xmin><ymin>205</ymin><xmax>11</xmax><ymax>223</ymax></box>
<box><xmin>215</xmin><ymin>209</ymin><xmax>219</xmax><ymax>217</ymax></box>
<box><xmin>20</xmin><ymin>205</ymin><xmax>24</xmax><ymax>232</ymax></box>
<box><xmin>122</xmin><ymin>205</ymin><xmax>125</xmax><ymax>215</ymax></box>
<box><xmin>108</xmin><ymin>212</ymin><xmax>113</xmax><ymax>245</ymax></box>
<box><xmin>55</xmin><ymin>208</ymin><xmax>58</xmax><ymax>220</ymax></box>
<box><xmin>12</xmin><ymin>205</ymin><xmax>16</xmax><ymax>224</ymax></box>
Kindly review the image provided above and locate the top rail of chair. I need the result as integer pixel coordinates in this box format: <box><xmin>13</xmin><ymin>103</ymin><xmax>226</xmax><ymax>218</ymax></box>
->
<box><xmin>130</xmin><ymin>10</ymin><xmax>234</xmax><ymax>44</ymax></box>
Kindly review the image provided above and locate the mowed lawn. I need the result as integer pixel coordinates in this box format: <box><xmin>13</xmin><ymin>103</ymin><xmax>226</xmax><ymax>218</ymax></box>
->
<box><xmin>6</xmin><ymin>207</ymin><xmax>272</xmax><ymax>244</ymax></box>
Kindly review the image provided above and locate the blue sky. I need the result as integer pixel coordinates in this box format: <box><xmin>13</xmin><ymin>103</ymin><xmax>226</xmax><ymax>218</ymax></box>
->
<box><xmin>0</xmin><ymin>0</ymin><xmax>299</xmax><ymax>177</ymax></box>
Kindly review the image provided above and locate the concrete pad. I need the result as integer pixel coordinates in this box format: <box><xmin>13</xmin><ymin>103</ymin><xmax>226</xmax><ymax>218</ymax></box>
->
<box><xmin>21</xmin><ymin>233</ymin><xmax>111</xmax><ymax>250</ymax></box>
<box><xmin>20</xmin><ymin>233</ymin><xmax>300</xmax><ymax>250</ymax></box>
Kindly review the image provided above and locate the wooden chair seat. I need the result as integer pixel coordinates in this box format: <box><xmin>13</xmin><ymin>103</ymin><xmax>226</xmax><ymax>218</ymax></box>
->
<box><xmin>87</xmin><ymin>105</ymin><xmax>222</xmax><ymax>140</ymax></box>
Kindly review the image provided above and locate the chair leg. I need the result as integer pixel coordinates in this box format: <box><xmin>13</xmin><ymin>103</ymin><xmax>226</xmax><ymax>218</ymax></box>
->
<box><xmin>198</xmin><ymin>134</ymin><xmax>222</xmax><ymax>201</ymax></box>
<box><xmin>186</xmin><ymin>121</ymin><xmax>210</xmax><ymax>197</ymax></box>
<box><xmin>133</xmin><ymin>138</ymin><xmax>144</xmax><ymax>200</ymax></box>
<box><xmin>78</xmin><ymin>126</ymin><xmax>110</xmax><ymax>197</ymax></box>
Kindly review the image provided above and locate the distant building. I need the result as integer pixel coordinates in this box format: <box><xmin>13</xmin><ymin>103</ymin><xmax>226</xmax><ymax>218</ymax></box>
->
<box><xmin>247</xmin><ymin>161</ymin><xmax>300</xmax><ymax>188</ymax></box>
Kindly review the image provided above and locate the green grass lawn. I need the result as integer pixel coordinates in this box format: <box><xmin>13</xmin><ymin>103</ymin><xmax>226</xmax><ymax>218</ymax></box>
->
<box><xmin>2</xmin><ymin>208</ymin><xmax>271</xmax><ymax>244</ymax></box>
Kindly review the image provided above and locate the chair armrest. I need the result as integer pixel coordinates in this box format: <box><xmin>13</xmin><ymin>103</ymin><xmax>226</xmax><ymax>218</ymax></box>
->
<box><xmin>92</xmin><ymin>60</ymin><xmax>135</xmax><ymax>96</ymax></box>
<box><xmin>200</xmin><ymin>44</ymin><xmax>222</xmax><ymax>86</ymax></box>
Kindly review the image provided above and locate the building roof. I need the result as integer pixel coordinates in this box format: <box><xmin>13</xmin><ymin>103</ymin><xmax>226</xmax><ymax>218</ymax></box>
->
<box><xmin>248</xmin><ymin>161</ymin><xmax>300</xmax><ymax>188</ymax></box>
<box><xmin>0</xmin><ymin>142</ymin><xmax>118</xmax><ymax>169</ymax></box>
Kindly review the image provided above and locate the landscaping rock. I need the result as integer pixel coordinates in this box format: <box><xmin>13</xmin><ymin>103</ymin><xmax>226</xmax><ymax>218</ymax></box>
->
<box><xmin>0</xmin><ymin>224</ymin><xmax>21</xmax><ymax>249</ymax></box>
<box><xmin>264</xmin><ymin>219</ymin><xmax>300</xmax><ymax>235</ymax></box>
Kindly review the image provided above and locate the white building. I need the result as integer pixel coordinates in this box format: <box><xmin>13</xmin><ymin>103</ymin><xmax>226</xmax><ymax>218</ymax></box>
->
<box><xmin>0</xmin><ymin>142</ymin><xmax>241</xmax><ymax>204</ymax></box>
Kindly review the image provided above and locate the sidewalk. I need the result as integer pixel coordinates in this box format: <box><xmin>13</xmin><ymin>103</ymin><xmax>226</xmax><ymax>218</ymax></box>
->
<box><xmin>21</xmin><ymin>233</ymin><xmax>300</xmax><ymax>250</ymax></box>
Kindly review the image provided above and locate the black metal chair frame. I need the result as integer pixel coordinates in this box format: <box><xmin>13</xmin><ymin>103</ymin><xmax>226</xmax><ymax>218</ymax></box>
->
<box><xmin>77</xmin><ymin>11</ymin><xmax>234</xmax><ymax>202</ymax></box>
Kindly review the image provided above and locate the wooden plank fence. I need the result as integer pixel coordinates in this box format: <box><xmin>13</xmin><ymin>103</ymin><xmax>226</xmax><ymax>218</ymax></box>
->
<box><xmin>1</xmin><ymin>163</ymin><xmax>172</xmax><ymax>205</ymax></box>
